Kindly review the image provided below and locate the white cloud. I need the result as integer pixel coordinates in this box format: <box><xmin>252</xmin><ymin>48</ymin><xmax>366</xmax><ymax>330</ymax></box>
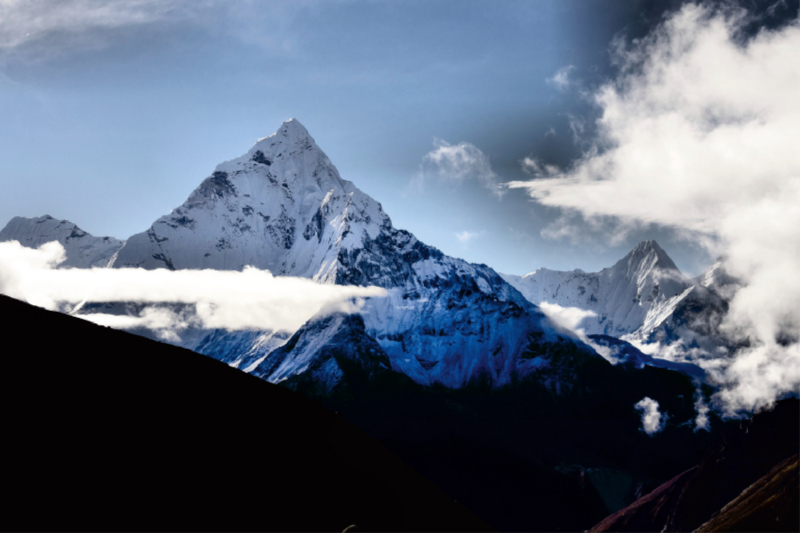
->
<box><xmin>520</xmin><ymin>157</ymin><xmax>560</xmax><ymax>178</ymax></box>
<box><xmin>635</xmin><ymin>397</ymin><xmax>667</xmax><ymax>435</ymax></box>
<box><xmin>0</xmin><ymin>240</ymin><xmax>388</xmax><ymax>336</ymax></box>
<box><xmin>538</xmin><ymin>302</ymin><xmax>615</xmax><ymax>362</ymax></box>
<box><xmin>547</xmin><ymin>65</ymin><xmax>575</xmax><ymax>91</ymax></box>
<box><xmin>694</xmin><ymin>391</ymin><xmax>710</xmax><ymax>432</ymax></box>
<box><xmin>538</xmin><ymin>301</ymin><xmax>595</xmax><ymax>333</ymax></box>
<box><xmin>509</xmin><ymin>3</ymin><xmax>800</xmax><ymax>415</ymax></box>
<box><xmin>0</xmin><ymin>0</ymin><xmax>322</xmax><ymax>59</ymax></box>
<box><xmin>420</xmin><ymin>139</ymin><xmax>505</xmax><ymax>198</ymax></box>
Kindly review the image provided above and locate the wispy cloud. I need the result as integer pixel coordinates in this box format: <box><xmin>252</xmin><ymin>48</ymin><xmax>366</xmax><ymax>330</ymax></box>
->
<box><xmin>547</xmin><ymin>65</ymin><xmax>575</xmax><ymax>91</ymax></box>
<box><xmin>417</xmin><ymin>138</ymin><xmax>505</xmax><ymax>199</ymax></box>
<box><xmin>509</xmin><ymin>3</ymin><xmax>800</xmax><ymax>414</ymax></box>
<box><xmin>520</xmin><ymin>157</ymin><xmax>560</xmax><ymax>178</ymax></box>
<box><xmin>694</xmin><ymin>392</ymin><xmax>710</xmax><ymax>432</ymax></box>
<box><xmin>0</xmin><ymin>0</ymin><xmax>195</xmax><ymax>53</ymax></box>
<box><xmin>0</xmin><ymin>0</ymin><xmax>320</xmax><ymax>59</ymax></box>
<box><xmin>565</xmin><ymin>113</ymin><xmax>585</xmax><ymax>144</ymax></box>
<box><xmin>455</xmin><ymin>230</ymin><xmax>485</xmax><ymax>244</ymax></box>
<box><xmin>0</xmin><ymin>240</ymin><xmax>388</xmax><ymax>337</ymax></box>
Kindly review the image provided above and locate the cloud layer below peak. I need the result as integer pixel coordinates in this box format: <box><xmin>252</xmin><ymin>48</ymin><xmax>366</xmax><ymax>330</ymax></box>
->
<box><xmin>0</xmin><ymin>240</ymin><xmax>387</xmax><ymax>336</ymax></box>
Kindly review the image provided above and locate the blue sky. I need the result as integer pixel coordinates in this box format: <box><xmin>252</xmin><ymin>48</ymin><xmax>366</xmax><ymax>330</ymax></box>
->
<box><xmin>0</xmin><ymin>0</ymin><xmax>796</xmax><ymax>275</ymax></box>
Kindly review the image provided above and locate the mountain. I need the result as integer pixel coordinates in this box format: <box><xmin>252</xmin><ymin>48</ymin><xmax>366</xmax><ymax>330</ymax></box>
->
<box><xmin>0</xmin><ymin>215</ymin><xmax>123</xmax><ymax>268</ymax></box>
<box><xmin>250</xmin><ymin>311</ymin><xmax>393</xmax><ymax>396</ymax></box>
<box><xmin>501</xmin><ymin>240</ymin><xmax>690</xmax><ymax>337</ymax></box>
<box><xmin>0</xmin><ymin>119</ymin><xmax>749</xmax><ymax>530</ymax></box>
<box><xmin>77</xmin><ymin>118</ymin><xmax>600</xmax><ymax>390</ymax></box>
<box><xmin>1</xmin><ymin>119</ymin><xmax>717</xmax><ymax>391</ymax></box>
<box><xmin>0</xmin><ymin>293</ymin><xmax>489</xmax><ymax>532</ymax></box>
<box><xmin>501</xmin><ymin>241</ymin><xmax>744</xmax><ymax>365</ymax></box>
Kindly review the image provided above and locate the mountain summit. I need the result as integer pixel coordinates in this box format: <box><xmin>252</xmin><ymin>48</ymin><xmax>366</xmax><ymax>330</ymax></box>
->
<box><xmin>110</xmin><ymin>118</ymin><xmax>385</xmax><ymax>278</ymax></box>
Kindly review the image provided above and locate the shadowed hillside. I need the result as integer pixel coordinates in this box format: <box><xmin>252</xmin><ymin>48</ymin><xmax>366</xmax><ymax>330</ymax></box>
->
<box><xmin>0</xmin><ymin>295</ymin><xmax>488</xmax><ymax>532</ymax></box>
<box><xmin>589</xmin><ymin>398</ymin><xmax>799</xmax><ymax>532</ymax></box>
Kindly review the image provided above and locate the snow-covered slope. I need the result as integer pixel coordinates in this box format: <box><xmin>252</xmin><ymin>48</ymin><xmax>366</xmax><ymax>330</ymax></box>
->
<box><xmin>0</xmin><ymin>215</ymin><xmax>123</xmax><ymax>268</ymax></box>
<box><xmin>501</xmin><ymin>241</ymin><xmax>690</xmax><ymax>337</ymax></box>
<box><xmin>588</xmin><ymin>334</ymin><xmax>706</xmax><ymax>380</ymax></box>
<box><xmin>250</xmin><ymin>312</ymin><xmax>392</xmax><ymax>395</ymax></box>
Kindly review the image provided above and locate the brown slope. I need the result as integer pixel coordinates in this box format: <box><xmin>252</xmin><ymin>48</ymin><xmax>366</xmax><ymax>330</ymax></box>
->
<box><xmin>0</xmin><ymin>294</ymin><xmax>490</xmax><ymax>532</ymax></box>
<box><xmin>588</xmin><ymin>466</ymin><xmax>698</xmax><ymax>532</ymax></box>
<box><xmin>695</xmin><ymin>453</ymin><xmax>799</xmax><ymax>533</ymax></box>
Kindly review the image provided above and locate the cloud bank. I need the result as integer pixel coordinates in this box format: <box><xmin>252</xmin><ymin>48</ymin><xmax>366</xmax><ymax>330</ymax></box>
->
<box><xmin>0</xmin><ymin>240</ymin><xmax>388</xmax><ymax>337</ymax></box>
<box><xmin>509</xmin><ymin>3</ymin><xmax>800</xmax><ymax>414</ymax></box>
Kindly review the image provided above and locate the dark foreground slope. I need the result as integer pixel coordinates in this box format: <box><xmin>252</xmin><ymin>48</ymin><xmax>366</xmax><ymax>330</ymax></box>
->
<box><xmin>0</xmin><ymin>295</ymin><xmax>488</xmax><ymax>532</ymax></box>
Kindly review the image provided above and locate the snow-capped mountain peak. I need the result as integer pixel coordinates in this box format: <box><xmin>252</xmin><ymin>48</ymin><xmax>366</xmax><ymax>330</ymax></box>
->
<box><xmin>214</xmin><ymin>118</ymin><xmax>349</xmax><ymax>193</ymax></box>
<box><xmin>501</xmin><ymin>240</ymin><xmax>690</xmax><ymax>336</ymax></box>
<box><xmin>100</xmin><ymin>119</ymin><xmax>604</xmax><ymax>389</ymax></box>
<box><xmin>617</xmin><ymin>239</ymin><xmax>680</xmax><ymax>278</ymax></box>
<box><xmin>109</xmin><ymin>119</ymin><xmax>390</xmax><ymax>279</ymax></box>
<box><xmin>0</xmin><ymin>215</ymin><xmax>123</xmax><ymax>268</ymax></box>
